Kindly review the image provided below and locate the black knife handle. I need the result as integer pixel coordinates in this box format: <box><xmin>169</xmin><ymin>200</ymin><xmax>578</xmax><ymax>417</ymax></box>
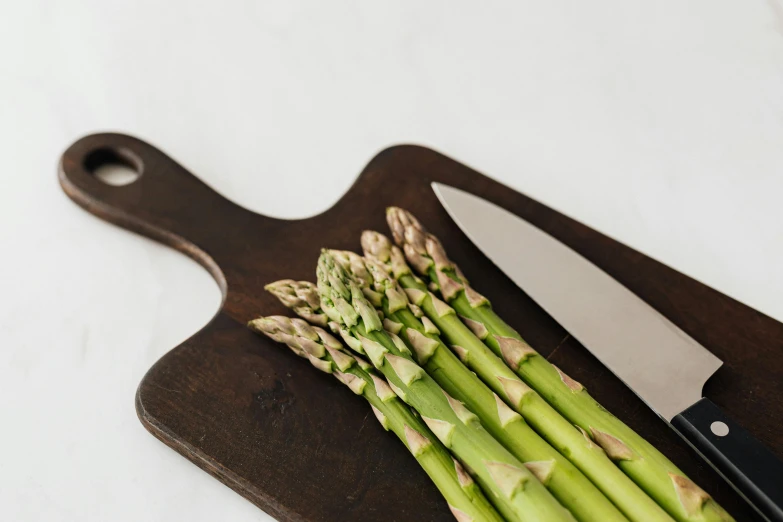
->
<box><xmin>672</xmin><ymin>398</ymin><xmax>783</xmax><ymax>521</ymax></box>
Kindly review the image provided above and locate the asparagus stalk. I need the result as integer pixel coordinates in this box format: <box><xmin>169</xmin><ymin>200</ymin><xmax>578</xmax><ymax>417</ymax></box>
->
<box><xmin>363</xmin><ymin>231</ymin><xmax>676</xmax><ymax>522</ymax></box>
<box><xmin>316</xmin><ymin>250</ymin><xmax>577</xmax><ymax>522</ymax></box>
<box><xmin>248</xmin><ymin>315</ymin><xmax>503</xmax><ymax>522</ymax></box>
<box><xmin>385</xmin><ymin>207</ymin><xmax>735</xmax><ymax>522</ymax></box>
<box><xmin>324</xmin><ymin>250</ymin><xmax>629</xmax><ymax>522</ymax></box>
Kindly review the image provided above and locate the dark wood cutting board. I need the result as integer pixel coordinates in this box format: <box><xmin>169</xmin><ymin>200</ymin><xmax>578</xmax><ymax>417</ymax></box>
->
<box><xmin>59</xmin><ymin>133</ymin><xmax>781</xmax><ymax>522</ymax></box>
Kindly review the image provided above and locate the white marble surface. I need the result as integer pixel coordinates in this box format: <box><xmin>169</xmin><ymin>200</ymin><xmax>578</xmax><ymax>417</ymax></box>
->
<box><xmin>2</xmin><ymin>1</ymin><xmax>783</xmax><ymax>520</ymax></box>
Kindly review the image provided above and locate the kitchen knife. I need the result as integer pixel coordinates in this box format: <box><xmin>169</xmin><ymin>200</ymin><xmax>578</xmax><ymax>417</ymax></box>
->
<box><xmin>433</xmin><ymin>182</ymin><xmax>783</xmax><ymax>521</ymax></box>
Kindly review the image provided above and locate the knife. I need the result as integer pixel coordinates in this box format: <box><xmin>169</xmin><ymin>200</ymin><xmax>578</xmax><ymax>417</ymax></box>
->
<box><xmin>433</xmin><ymin>182</ymin><xmax>783</xmax><ymax>521</ymax></box>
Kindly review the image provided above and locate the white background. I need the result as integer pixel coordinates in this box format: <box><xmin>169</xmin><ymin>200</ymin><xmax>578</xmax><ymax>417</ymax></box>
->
<box><xmin>2</xmin><ymin>1</ymin><xmax>783</xmax><ymax>521</ymax></box>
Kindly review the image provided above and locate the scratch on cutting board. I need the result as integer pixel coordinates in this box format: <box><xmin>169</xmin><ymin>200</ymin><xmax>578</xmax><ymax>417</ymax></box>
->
<box><xmin>153</xmin><ymin>383</ymin><xmax>182</xmax><ymax>394</ymax></box>
<box><xmin>546</xmin><ymin>334</ymin><xmax>571</xmax><ymax>361</ymax></box>
<box><xmin>768</xmin><ymin>0</ymin><xmax>783</xmax><ymax>35</ymax></box>
<box><xmin>357</xmin><ymin>411</ymin><xmax>371</xmax><ymax>435</ymax></box>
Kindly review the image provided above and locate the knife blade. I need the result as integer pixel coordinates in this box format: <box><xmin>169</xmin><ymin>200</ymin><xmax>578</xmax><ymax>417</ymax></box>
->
<box><xmin>433</xmin><ymin>182</ymin><xmax>783</xmax><ymax>521</ymax></box>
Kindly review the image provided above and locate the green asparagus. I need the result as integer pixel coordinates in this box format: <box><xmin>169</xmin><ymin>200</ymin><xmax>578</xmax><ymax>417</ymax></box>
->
<box><xmin>325</xmin><ymin>249</ymin><xmax>629</xmax><ymax>522</ymax></box>
<box><xmin>384</xmin><ymin>207</ymin><xmax>734</xmax><ymax>522</ymax></box>
<box><xmin>249</xmin><ymin>315</ymin><xmax>504</xmax><ymax>522</ymax></box>
<box><xmin>363</xmin><ymin>230</ymin><xmax>677</xmax><ymax>522</ymax></box>
<box><xmin>316</xmin><ymin>250</ymin><xmax>577</xmax><ymax>522</ymax></box>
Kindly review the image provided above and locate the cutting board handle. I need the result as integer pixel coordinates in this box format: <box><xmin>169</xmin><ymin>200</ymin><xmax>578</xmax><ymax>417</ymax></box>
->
<box><xmin>58</xmin><ymin>132</ymin><xmax>255</xmax><ymax>294</ymax></box>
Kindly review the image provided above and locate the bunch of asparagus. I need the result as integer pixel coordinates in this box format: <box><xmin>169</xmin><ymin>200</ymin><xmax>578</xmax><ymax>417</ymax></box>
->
<box><xmin>249</xmin><ymin>208</ymin><xmax>734</xmax><ymax>522</ymax></box>
<box><xmin>249</xmin><ymin>315</ymin><xmax>504</xmax><ymax>522</ymax></box>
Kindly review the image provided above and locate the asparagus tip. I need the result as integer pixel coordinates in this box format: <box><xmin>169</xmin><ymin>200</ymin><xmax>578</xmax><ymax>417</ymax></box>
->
<box><xmin>385</xmin><ymin>206</ymin><xmax>411</xmax><ymax>246</ymax></box>
<box><xmin>361</xmin><ymin>230</ymin><xmax>393</xmax><ymax>263</ymax></box>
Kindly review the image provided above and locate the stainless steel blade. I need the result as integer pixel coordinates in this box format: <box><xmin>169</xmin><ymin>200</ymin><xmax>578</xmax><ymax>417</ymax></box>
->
<box><xmin>433</xmin><ymin>182</ymin><xmax>723</xmax><ymax>421</ymax></box>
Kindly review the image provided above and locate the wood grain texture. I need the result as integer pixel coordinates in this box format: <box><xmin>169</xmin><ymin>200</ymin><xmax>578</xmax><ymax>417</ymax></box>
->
<box><xmin>59</xmin><ymin>133</ymin><xmax>781</xmax><ymax>522</ymax></box>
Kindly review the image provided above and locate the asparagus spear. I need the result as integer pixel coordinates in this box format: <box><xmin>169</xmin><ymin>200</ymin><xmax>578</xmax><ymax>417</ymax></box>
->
<box><xmin>385</xmin><ymin>207</ymin><xmax>734</xmax><ymax>522</ymax></box>
<box><xmin>316</xmin><ymin>250</ymin><xmax>577</xmax><ymax>522</ymax></box>
<box><xmin>324</xmin><ymin>250</ymin><xmax>629</xmax><ymax>522</ymax></box>
<box><xmin>362</xmin><ymin>231</ymin><xmax>676</xmax><ymax>522</ymax></box>
<box><xmin>248</xmin><ymin>315</ymin><xmax>503</xmax><ymax>522</ymax></box>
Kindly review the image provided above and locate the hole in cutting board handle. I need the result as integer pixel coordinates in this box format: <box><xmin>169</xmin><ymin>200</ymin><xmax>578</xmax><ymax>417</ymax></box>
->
<box><xmin>84</xmin><ymin>147</ymin><xmax>143</xmax><ymax>186</ymax></box>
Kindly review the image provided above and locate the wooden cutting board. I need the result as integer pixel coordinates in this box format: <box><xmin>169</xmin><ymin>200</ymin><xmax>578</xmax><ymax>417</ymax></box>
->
<box><xmin>59</xmin><ymin>133</ymin><xmax>781</xmax><ymax>522</ymax></box>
